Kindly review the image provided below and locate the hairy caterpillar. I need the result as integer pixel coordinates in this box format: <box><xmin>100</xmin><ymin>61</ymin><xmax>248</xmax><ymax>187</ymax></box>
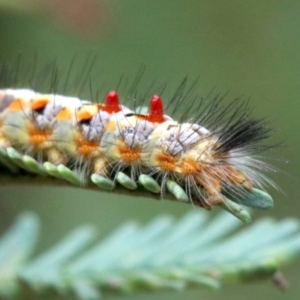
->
<box><xmin>0</xmin><ymin>81</ymin><xmax>275</xmax><ymax>209</ymax></box>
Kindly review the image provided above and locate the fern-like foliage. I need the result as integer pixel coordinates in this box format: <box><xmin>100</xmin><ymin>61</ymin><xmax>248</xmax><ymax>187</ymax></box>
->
<box><xmin>0</xmin><ymin>211</ymin><xmax>299</xmax><ymax>299</ymax></box>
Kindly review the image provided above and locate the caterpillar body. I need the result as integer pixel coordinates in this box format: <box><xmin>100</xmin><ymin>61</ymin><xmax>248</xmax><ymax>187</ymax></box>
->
<box><xmin>0</xmin><ymin>85</ymin><xmax>274</xmax><ymax>209</ymax></box>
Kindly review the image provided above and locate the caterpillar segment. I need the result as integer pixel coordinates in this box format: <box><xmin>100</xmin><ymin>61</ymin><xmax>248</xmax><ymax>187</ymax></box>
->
<box><xmin>0</xmin><ymin>90</ymin><xmax>88</xmax><ymax>165</ymax></box>
<box><xmin>29</xmin><ymin>94</ymin><xmax>88</xmax><ymax>164</ymax></box>
<box><xmin>102</xmin><ymin>95</ymin><xmax>171</xmax><ymax>179</ymax></box>
<box><xmin>146</xmin><ymin>118</ymin><xmax>255</xmax><ymax>208</ymax></box>
<box><xmin>0</xmin><ymin>89</ymin><xmax>39</xmax><ymax>149</ymax></box>
<box><xmin>54</xmin><ymin>91</ymin><xmax>133</xmax><ymax>176</ymax></box>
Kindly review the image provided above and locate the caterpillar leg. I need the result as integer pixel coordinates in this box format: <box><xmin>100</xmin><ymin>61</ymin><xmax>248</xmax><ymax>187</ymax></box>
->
<box><xmin>93</xmin><ymin>157</ymin><xmax>108</xmax><ymax>176</ymax></box>
<box><xmin>46</xmin><ymin>148</ymin><xmax>68</xmax><ymax>165</ymax></box>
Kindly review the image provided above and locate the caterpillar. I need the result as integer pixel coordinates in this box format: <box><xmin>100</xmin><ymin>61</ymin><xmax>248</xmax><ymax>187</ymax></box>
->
<box><xmin>0</xmin><ymin>82</ymin><xmax>275</xmax><ymax>210</ymax></box>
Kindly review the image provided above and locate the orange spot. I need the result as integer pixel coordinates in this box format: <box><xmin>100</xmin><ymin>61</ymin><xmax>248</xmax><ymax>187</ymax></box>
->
<box><xmin>76</xmin><ymin>109</ymin><xmax>93</xmax><ymax>122</ymax></box>
<box><xmin>31</xmin><ymin>98</ymin><xmax>50</xmax><ymax>111</ymax></box>
<box><xmin>56</xmin><ymin>108</ymin><xmax>72</xmax><ymax>121</ymax></box>
<box><xmin>8</xmin><ymin>99</ymin><xmax>26</xmax><ymax>111</ymax></box>
<box><xmin>181</xmin><ymin>157</ymin><xmax>198</xmax><ymax>175</ymax></box>
<box><xmin>76</xmin><ymin>105</ymin><xmax>100</xmax><ymax>123</ymax></box>
<box><xmin>155</xmin><ymin>151</ymin><xmax>176</xmax><ymax>172</ymax></box>
<box><xmin>119</xmin><ymin>144</ymin><xmax>141</xmax><ymax>163</ymax></box>
<box><xmin>28</xmin><ymin>123</ymin><xmax>51</xmax><ymax>146</ymax></box>
<box><xmin>76</xmin><ymin>135</ymin><xmax>98</xmax><ymax>156</ymax></box>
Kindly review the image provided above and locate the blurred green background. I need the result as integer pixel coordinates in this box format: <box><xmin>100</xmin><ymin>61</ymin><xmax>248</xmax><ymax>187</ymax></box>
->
<box><xmin>0</xmin><ymin>0</ymin><xmax>299</xmax><ymax>299</ymax></box>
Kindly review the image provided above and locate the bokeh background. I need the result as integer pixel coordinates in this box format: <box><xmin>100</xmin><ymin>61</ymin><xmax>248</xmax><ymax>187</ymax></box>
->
<box><xmin>0</xmin><ymin>0</ymin><xmax>299</xmax><ymax>299</ymax></box>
